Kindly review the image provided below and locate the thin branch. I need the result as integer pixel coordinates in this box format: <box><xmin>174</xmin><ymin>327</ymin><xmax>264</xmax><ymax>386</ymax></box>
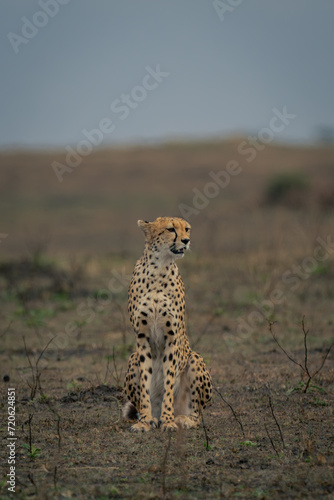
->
<box><xmin>264</xmin><ymin>422</ymin><xmax>279</xmax><ymax>457</ymax></box>
<box><xmin>56</xmin><ymin>415</ymin><xmax>62</xmax><ymax>452</ymax></box>
<box><xmin>313</xmin><ymin>343</ymin><xmax>333</xmax><ymax>378</ymax></box>
<box><xmin>199</xmin><ymin>406</ymin><xmax>210</xmax><ymax>450</ymax></box>
<box><xmin>269</xmin><ymin>318</ymin><xmax>333</xmax><ymax>393</ymax></box>
<box><xmin>27</xmin><ymin>472</ymin><xmax>38</xmax><ymax>494</ymax></box>
<box><xmin>214</xmin><ymin>387</ymin><xmax>245</xmax><ymax>438</ymax></box>
<box><xmin>110</xmin><ymin>396</ymin><xmax>123</xmax><ymax>426</ymax></box>
<box><xmin>0</xmin><ymin>320</ymin><xmax>13</xmax><ymax>338</ymax></box>
<box><xmin>23</xmin><ymin>336</ymin><xmax>36</xmax><ymax>395</ymax></box>
<box><xmin>28</xmin><ymin>413</ymin><xmax>34</xmax><ymax>454</ymax></box>
<box><xmin>301</xmin><ymin>316</ymin><xmax>312</xmax><ymax>379</ymax></box>
<box><xmin>268</xmin><ymin>321</ymin><xmax>305</xmax><ymax>373</ymax></box>
<box><xmin>267</xmin><ymin>387</ymin><xmax>285</xmax><ymax>449</ymax></box>
<box><xmin>104</xmin><ymin>356</ymin><xmax>111</xmax><ymax>384</ymax></box>
<box><xmin>53</xmin><ymin>466</ymin><xmax>58</xmax><ymax>491</ymax></box>
<box><xmin>23</xmin><ymin>335</ymin><xmax>56</xmax><ymax>399</ymax></box>
<box><xmin>36</xmin><ymin>336</ymin><xmax>56</xmax><ymax>368</ymax></box>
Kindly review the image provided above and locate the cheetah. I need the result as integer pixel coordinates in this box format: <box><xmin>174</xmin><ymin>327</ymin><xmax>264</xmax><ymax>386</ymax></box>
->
<box><xmin>123</xmin><ymin>216</ymin><xmax>212</xmax><ymax>432</ymax></box>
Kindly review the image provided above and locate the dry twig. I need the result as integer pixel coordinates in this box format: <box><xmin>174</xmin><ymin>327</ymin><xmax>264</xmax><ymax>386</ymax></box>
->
<box><xmin>268</xmin><ymin>318</ymin><xmax>333</xmax><ymax>393</ymax></box>
<box><xmin>161</xmin><ymin>433</ymin><xmax>172</xmax><ymax>498</ymax></box>
<box><xmin>214</xmin><ymin>387</ymin><xmax>245</xmax><ymax>438</ymax></box>
<box><xmin>0</xmin><ymin>320</ymin><xmax>13</xmax><ymax>339</ymax></box>
<box><xmin>264</xmin><ymin>422</ymin><xmax>279</xmax><ymax>457</ymax></box>
<box><xmin>199</xmin><ymin>406</ymin><xmax>210</xmax><ymax>450</ymax></box>
<box><xmin>267</xmin><ymin>386</ymin><xmax>285</xmax><ymax>449</ymax></box>
<box><xmin>23</xmin><ymin>335</ymin><xmax>56</xmax><ymax>399</ymax></box>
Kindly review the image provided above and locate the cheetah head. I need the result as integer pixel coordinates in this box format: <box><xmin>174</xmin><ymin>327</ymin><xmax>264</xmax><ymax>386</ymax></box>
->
<box><xmin>138</xmin><ymin>217</ymin><xmax>191</xmax><ymax>260</ymax></box>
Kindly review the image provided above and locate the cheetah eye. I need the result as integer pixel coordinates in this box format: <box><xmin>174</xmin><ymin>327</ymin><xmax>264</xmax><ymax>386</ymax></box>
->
<box><xmin>185</xmin><ymin>227</ymin><xmax>190</xmax><ymax>232</ymax></box>
<box><xmin>167</xmin><ymin>228</ymin><xmax>175</xmax><ymax>233</ymax></box>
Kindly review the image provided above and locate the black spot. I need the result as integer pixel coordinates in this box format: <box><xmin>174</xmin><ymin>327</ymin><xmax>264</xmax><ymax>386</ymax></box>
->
<box><xmin>139</xmin><ymin>355</ymin><xmax>145</xmax><ymax>363</ymax></box>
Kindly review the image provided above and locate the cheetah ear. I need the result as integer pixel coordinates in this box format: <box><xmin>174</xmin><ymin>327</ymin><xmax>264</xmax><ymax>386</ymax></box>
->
<box><xmin>137</xmin><ymin>220</ymin><xmax>151</xmax><ymax>235</ymax></box>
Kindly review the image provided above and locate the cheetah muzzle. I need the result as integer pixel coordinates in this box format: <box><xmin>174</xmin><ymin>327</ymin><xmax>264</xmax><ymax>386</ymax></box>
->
<box><xmin>123</xmin><ymin>216</ymin><xmax>212</xmax><ymax>432</ymax></box>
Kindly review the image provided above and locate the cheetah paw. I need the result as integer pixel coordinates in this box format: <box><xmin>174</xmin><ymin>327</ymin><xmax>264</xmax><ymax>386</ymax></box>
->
<box><xmin>161</xmin><ymin>421</ymin><xmax>178</xmax><ymax>432</ymax></box>
<box><xmin>175</xmin><ymin>415</ymin><xmax>198</xmax><ymax>429</ymax></box>
<box><xmin>130</xmin><ymin>421</ymin><xmax>151</xmax><ymax>432</ymax></box>
<box><xmin>150</xmin><ymin>418</ymin><xmax>159</xmax><ymax>429</ymax></box>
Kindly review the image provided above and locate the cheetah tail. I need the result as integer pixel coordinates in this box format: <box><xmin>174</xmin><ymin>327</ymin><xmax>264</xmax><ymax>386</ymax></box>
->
<box><xmin>122</xmin><ymin>400</ymin><xmax>139</xmax><ymax>421</ymax></box>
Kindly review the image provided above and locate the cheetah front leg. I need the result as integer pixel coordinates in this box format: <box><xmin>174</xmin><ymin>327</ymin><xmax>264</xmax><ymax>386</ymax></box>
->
<box><xmin>160</xmin><ymin>326</ymin><xmax>178</xmax><ymax>432</ymax></box>
<box><xmin>130</xmin><ymin>316</ymin><xmax>157</xmax><ymax>432</ymax></box>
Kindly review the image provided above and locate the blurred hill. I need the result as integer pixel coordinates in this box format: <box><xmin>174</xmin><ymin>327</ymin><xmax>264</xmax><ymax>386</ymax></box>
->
<box><xmin>0</xmin><ymin>139</ymin><xmax>333</xmax><ymax>259</ymax></box>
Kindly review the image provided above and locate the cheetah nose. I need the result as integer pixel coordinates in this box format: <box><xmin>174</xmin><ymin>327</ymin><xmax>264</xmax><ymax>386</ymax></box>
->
<box><xmin>181</xmin><ymin>238</ymin><xmax>190</xmax><ymax>245</ymax></box>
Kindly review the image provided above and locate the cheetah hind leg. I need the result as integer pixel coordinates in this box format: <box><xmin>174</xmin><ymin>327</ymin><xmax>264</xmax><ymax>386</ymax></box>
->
<box><xmin>174</xmin><ymin>371</ymin><xmax>200</xmax><ymax>430</ymax></box>
<box><xmin>123</xmin><ymin>401</ymin><xmax>159</xmax><ymax>431</ymax></box>
<box><xmin>174</xmin><ymin>354</ymin><xmax>212</xmax><ymax>430</ymax></box>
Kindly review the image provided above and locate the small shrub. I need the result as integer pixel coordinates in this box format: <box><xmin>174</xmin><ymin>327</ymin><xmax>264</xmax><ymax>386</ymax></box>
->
<box><xmin>265</xmin><ymin>172</ymin><xmax>309</xmax><ymax>207</ymax></box>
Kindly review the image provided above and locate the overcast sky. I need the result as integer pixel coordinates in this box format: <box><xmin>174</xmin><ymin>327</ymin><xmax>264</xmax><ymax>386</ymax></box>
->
<box><xmin>1</xmin><ymin>0</ymin><xmax>334</xmax><ymax>148</ymax></box>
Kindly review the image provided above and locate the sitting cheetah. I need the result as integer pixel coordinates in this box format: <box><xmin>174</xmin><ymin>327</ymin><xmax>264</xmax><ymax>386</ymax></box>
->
<box><xmin>123</xmin><ymin>216</ymin><xmax>212</xmax><ymax>432</ymax></box>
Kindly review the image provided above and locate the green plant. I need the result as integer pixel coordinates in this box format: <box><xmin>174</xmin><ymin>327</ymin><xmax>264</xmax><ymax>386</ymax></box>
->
<box><xmin>15</xmin><ymin>307</ymin><xmax>55</xmax><ymax>327</ymax></box>
<box><xmin>310</xmin><ymin>263</ymin><xmax>329</xmax><ymax>276</ymax></box>
<box><xmin>67</xmin><ymin>379</ymin><xmax>82</xmax><ymax>391</ymax></box>
<box><xmin>312</xmin><ymin>398</ymin><xmax>328</xmax><ymax>406</ymax></box>
<box><xmin>240</xmin><ymin>440</ymin><xmax>258</xmax><ymax>447</ymax></box>
<box><xmin>74</xmin><ymin>319</ymin><xmax>87</xmax><ymax>328</ymax></box>
<box><xmin>38</xmin><ymin>393</ymin><xmax>51</xmax><ymax>403</ymax></box>
<box><xmin>287</xmin><ymin>381</ymin><xmax>326</xmax><ymax>395</ymax></box>
<box><xmin>22</xmin><ymin>443</ymin><xmax>41</xmax><ymax>459</ymax></box>
<box><xmin>253</xmin><ymin>488</ymin><xmax>269</xmax><ymax>498</ymax></box>
<box><xmin>138</xmin><ymin>473</ymin><xmax>150</xmax><ymax>483</ymax></box>
<box><xmin>110</xmin><ymin>486</ymin><xmax>120</xmax><ymax>496</ymax></box>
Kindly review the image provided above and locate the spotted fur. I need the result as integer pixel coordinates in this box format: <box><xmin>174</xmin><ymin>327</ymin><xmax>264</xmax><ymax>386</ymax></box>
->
<box><xmin>123</xmin><ymin>217</ymin><xmax>212</xmax><ymax>432</ymax></box>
